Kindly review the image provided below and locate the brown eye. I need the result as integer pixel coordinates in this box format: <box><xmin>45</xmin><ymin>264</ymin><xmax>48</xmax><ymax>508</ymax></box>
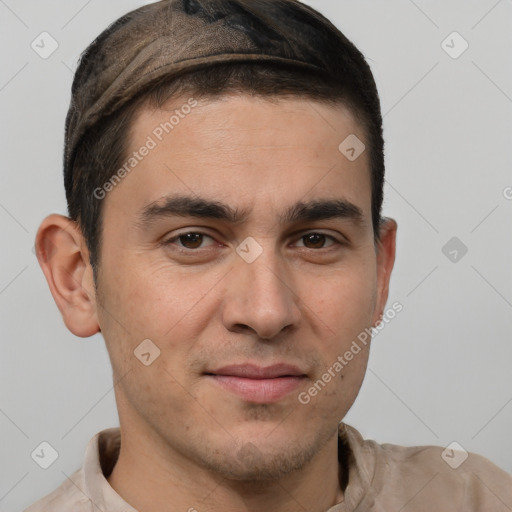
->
<box><xmin>302</xmin><ymin>233</ymin><xmax>328</xmax><ymax>249</ymax></box>
<box><xmin>164</xmin><ymin>232</ymin><xmax>215</xmax><ymax>250</ymax></box>
<box><xmin>178</xmin><ymin>233</ymin><xmax>204</xmax><ymax>249</ymax></box>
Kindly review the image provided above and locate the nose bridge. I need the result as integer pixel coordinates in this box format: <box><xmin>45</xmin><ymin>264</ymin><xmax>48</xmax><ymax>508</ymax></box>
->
<box><xmin>222</xmin><ymin>239</ymin><xmax>300</xmax><ymax>338</ymax></box>
<box><xmin>248</xmin><ymin>248</ymin><xmax>287</xmax><ymax>301</ymax></box>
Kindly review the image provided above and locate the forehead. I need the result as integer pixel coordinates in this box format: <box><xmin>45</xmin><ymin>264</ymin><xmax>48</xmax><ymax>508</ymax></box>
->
<box><xmin>105</xmin><ymin>94</ymin><xmax>372</xmax><ymax>224</ymax></box>
<box><xmin>133</xmin><ymin>94</ymin><xmax>363</xmax><ymax>147</ymax></box>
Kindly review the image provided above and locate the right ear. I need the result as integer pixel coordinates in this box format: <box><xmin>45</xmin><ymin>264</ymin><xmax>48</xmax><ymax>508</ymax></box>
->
<box><xmin>34</xmin><ymin>214</ymin><xmax>100</xmax><ymax>337</ymax></box>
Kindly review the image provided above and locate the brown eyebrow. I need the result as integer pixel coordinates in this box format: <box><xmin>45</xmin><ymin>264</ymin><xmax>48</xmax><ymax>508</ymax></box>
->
<box><xmin>281</xmin><ymin>199</ymin><xmax>364</xmax><ymax>225</ymax></box>
<box><xmin>136</xmin><ymin>195</ymin><xmax>365</xmax><ymax>229</ymax></box>
<box><xmin>137</xmin><ymin>196</ymin><xmax>250</xmax><ymax>228</ymax></box>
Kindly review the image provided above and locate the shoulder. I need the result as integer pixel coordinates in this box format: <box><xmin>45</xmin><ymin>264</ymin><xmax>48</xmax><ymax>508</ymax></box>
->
<box><xmin>342</xmin><ymin>424</ymin><xmax>512</xmax><ymax>511</ymax></box>
<box><xmin>24</xmin><ymin>468</ymin><xmax>91</xmax><ymax>511</ymax></box>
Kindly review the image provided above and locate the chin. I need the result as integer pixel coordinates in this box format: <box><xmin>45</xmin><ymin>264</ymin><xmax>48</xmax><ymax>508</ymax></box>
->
<box><xmin>194</xmin><ymin>428</ymin><xmax>329</xmax><ymax>482</ymax></box>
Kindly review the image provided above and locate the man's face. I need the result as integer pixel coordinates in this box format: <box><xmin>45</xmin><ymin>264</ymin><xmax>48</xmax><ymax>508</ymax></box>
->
<box><xmin>94</xmin><ymin>95</ymin><xmax>393</xmax><ymax>480</ymax></box>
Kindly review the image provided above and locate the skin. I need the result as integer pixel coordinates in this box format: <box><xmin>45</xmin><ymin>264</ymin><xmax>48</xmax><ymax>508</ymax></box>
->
<box><xmin>36</xmin><ymin>95</ymin><xmax>396</xmax><ymax>512</ymax></box>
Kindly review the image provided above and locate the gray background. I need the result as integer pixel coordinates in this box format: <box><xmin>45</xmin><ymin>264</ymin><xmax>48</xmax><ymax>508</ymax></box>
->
<box><xmin>1</xmin><ymin>0</ymin><xmax>511</xmax><ymax>510</ymax></box>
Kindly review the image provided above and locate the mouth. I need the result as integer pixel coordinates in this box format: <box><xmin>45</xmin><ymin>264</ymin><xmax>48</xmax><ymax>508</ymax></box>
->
<box><xmin>204</xmin><ymin>363</ymin><xmax>307</xmax><ymax>403</ymax></box>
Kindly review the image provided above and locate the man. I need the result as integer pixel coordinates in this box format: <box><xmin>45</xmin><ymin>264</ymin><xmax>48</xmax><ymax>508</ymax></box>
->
<box><xmin>28</xmin><ymin>0</ymin><xmax>512</xmax><ymax>510</ymax></box>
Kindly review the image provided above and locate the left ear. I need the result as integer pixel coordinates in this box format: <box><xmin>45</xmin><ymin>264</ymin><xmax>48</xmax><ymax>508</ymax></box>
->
<box><xmin>372</xmin><ymin>217</ymin><xmax>397</xmax><ymax>325</ymax></box>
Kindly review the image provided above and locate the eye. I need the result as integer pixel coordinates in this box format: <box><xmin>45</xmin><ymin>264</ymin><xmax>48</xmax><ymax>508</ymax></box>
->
<box><xmin>294</xmin><ymin>232</ymin><xmax>338</xmax><ymax>249</ymax></box>
<box><xmin>163</xmin><ymin>232</ymin><xmax>216</xmax><ymax>250</ymax></box>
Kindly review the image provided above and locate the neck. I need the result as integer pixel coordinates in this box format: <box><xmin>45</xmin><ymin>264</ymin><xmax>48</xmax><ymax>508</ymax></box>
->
<box><xmin>107</xmin><ymin>424</ymin><xmax>344</xmax><ymax>512</ymax></box>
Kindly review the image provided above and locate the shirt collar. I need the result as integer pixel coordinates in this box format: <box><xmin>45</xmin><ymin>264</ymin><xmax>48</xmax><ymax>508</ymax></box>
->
<box><xmin>82</xmin><ymin>427</ymin><xmax>138</xmax><ymax>512</ymax></box>
<box><xmin>80</xmin><ymin>422</ymin><xmax>382</xmax><ymax>512</ymax></box>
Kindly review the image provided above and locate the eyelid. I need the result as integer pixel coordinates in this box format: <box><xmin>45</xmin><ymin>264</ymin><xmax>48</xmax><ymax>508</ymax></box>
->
<box><xmin>162</xmin><ymin>230</ymin><xmax>218</xmax><ymax>249</ymax></box>
<box><xmin>160</xmin><ymin>228</ymin><xmax>348</xmax><ymax>250</ymax></box>
<box><xmin>290</xmin><ymin>229</ymin><xmax>347</xmax><ymax>245</ymax></box>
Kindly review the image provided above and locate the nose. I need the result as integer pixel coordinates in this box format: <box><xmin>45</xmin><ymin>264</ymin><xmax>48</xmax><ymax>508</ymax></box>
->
<box><xmin>221</xmin><ymin>247</ymin><xmax>301</xmax><ymax>340</ymax></box>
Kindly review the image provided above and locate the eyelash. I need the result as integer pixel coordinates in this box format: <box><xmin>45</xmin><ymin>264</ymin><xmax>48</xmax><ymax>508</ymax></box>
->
<box><xmin>162</xmin><ymin>231</ymin><xmax>344</xmax><ymax>251</ymax></box>
<box><xmin>163</xmin><ymin>232</ymin><xmax>217</xmax><ymax>250</ymax></box>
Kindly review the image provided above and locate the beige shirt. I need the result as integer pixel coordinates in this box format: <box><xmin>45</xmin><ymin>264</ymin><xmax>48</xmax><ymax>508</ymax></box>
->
<box><xmin>25</xmin><ymin>422</ymin><xmax>512</xmax><ymax>511</ymax></box>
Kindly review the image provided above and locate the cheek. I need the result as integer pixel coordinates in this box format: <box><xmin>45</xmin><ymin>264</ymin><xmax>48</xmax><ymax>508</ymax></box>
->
<box><xmin>304</xmin><ymin>258</ymin><xmax>377</xmax><ymax>340</ymax></box>
<box><xmin>299</xmin><ymin>258</ymin><xmax>376</xmax><ymax>402</ymax></box>
<box><xmin>101</xmin><ymin>253</ymin><xmax>226</xmax><ymax>347</ymax></box>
